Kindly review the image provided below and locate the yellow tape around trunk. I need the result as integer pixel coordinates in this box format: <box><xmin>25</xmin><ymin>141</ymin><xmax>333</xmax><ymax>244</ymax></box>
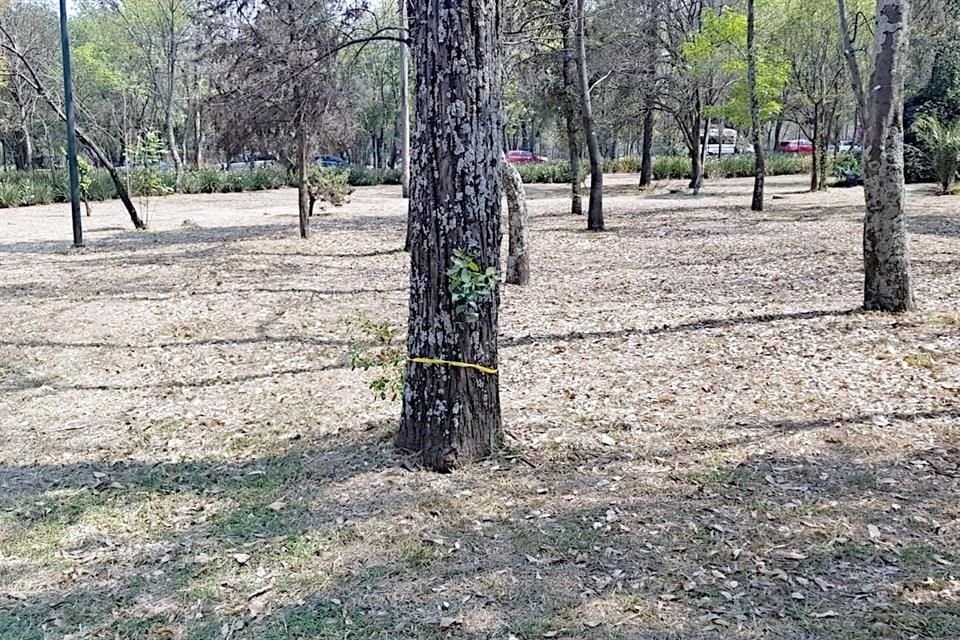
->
<box><xmin>409</xmin><ymin>357</ymin><xmax>499</xmax><ymax>375</ymax></box>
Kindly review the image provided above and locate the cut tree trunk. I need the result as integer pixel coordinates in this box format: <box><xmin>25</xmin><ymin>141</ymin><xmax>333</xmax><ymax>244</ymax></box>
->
<box><xmin>502</xmin><ymin>153</ymin><xmax>530</xmax><ymax>286</ymax></box>
<box><xmin>573</xmin><ymin>0</ymin><xmax>603</xmax><ymax>231</ymax></box>
<box><xmin>396</xmin><ymin>0</ymin><xmax>503</xmax><ymax>472</ymax></box>
<box><xmin>862</xmin><ymin>0</ymin><xmax>914</xmax><ymax>312</ymax></box>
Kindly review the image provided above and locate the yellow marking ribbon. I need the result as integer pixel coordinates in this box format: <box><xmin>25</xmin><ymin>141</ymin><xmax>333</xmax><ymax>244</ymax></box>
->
<box><xmin>409</xmin><ymin>357</ymin><xmax>499</xmax><ymax>375</ymax></box>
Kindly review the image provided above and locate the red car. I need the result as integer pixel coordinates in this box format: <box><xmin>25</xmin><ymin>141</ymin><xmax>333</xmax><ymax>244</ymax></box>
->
<box><xmin>776</xmin><ymin>139</ymin><xmax>814</xmax><ymax>154</ymax></box>
<box><xmin>507</xmin><ymin>150</ymin><xmax>548</xmax><ymax>164</ymax></box>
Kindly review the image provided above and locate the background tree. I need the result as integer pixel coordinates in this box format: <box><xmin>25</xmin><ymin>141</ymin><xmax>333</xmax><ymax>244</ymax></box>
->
<box><xmin>204</xmin><ymin>0</ymin><xmax>360</xmax><ymax>239</ymax></box>
<box><xmin>397</xmin><ymin>0</ymin><xmax>504</xmax><ymax>472</ymax></box>
<box><xmin>573</xmin><ymin>0</ymin><xmax>603</xmax><ymax>230</ymax></box>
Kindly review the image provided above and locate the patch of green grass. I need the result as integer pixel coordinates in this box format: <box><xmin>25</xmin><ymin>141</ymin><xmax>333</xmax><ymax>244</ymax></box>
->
<box><xmin>241</xmin><ymin>603</ymin><xmax>372</xmax><ymax>640</ymax></box>
<box><xmin>905</xmin><ymin>353</ymin><xmax>938</xmax><ymax>370</ymax></box>
<box><xmin>899</xmin><ymin>544</ymin><xmax>957</xmax><ymax>574</ymax></box>
<box><xmin>397</xmin><ymin>538</ymin><xmax>441</xmax><ymax>569</ymax></box>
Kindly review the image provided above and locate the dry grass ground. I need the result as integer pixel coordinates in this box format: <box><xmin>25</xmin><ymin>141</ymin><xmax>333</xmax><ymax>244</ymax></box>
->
<box><xmin>1</xmin><ymin>174</ymin><xmax>959</xmax><ymax>640</ymax></box>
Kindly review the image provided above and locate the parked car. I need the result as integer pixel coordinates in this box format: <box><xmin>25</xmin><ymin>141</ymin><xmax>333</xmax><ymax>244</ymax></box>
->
<box><xmin>837</xmin><ymin>140</ymin><xmax>862</xmax><ymax>154</ymax></box>
<box><xmin>507</xmin><ymin>150</ymin><xmax>548</xmax><ymax>164</ymax></box>
<box><xmin>117</xmin><ymin>160</ymin><xmax>173</xmax><ymax>172</ymax></box>
<box><xmin>776</xmin><ymin>139</ymin><xmax>814</xmax><ymax>154</ymax></box>
<box><xmin>703</xmin><ymin>128</ymin><xmax>739</xmax><ymax>156</ymax></box>
<box><xmin>224</xmin><ymin>156</ymin><xmax>277</xmax><ymax>171</ymax></box>
<box><xmin>314</xmin><ymin>155</ymin><xmax>349</xmax><ymax>168</ymax></box>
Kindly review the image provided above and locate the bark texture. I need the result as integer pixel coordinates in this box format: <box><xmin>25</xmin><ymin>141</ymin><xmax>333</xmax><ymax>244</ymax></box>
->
<box><xmin>862</xmin><ymin>0</ymin><xmax>914</xmax><ymax>312</ymax></box>
<box><xmin>573</xmin><ymin>0</ymin><xmax>603</xmax><ymax>230</ymax></box>
<box><xmin>748</xmin><ymin>0</ymin><xmax>764</xmax><ymax>211</ymax></box>
<box><xmin>397</xmin><ymin>0</ymin><xmax>503</xmax><ymax>472</ymax></box>
<box><xmin>502</xmin><ymin>153</ymin><xmax>530</xmax><ymax>286</ymax></box>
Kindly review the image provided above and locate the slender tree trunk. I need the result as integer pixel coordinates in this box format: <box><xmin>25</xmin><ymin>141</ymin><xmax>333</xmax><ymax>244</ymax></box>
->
<box><xmin>838</xmin><ymin>0</ymin><xmax>868</xmax><ymax>135</ymax></box>
<box><xmin>862</xmin><ymin>0</ymin><xmax>914</xmax><ymax>312</ymax></box>
<box><xmin>560</xmin><ymin>10</ymin><xmax>582</xmax><ymax>215</ymax></box>
<box><xmin>687</xmin><ymin>106</ymin><xmax>704</xmax><ymax>193</ymax></box>
<box><xmin>773</xmin><ymin>116</ymin><xmax>784</xmax><ymax>151</ymax></box>
<box><xmin>810</xmin><ymin>108</ymin><xmax>821</xmax><ymax>192</ymax></box>
<box><xmin>573</xmin><ymin>0</ymin><xmax>603</xmax><ymax>231</ymax></box>
<box><xmin>400</xmin><ymin>0</ymin><xmax>412</xmax><ymax>251</ymax></box>
<box><xmin>640</xmin><ymin>105</ymin><xmax>654</xmax><ymax>188</ymax></box>
<box><xmin>297</xmin><ymin>113</ymin><xmax>310</xmax><ymax>240</ymax></box>
<box><xmin>748</xmin><ymin>0</ymin><xmax>765</xmax><ymax>211</ymax></box>
<box><xmin>501</xmin><ymin>153</ymin><xmax>529</xmax><ymax>286</ymax></box>
<box><xmin>164</xmin><ymin>52</ymin><xmax>183</xmax><ymax>191</ymax></box>
<box><xmin>397</xmin><ymin>0</ymin><xmax>503</xmax><ymax>472</ymax></box>
<box><xmin>560</xmin><ymin>14</ymin><xmax>583</xmax><ymax>216</ymax></box>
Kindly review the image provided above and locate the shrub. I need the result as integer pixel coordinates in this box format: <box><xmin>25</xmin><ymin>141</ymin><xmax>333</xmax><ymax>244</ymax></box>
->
<box><xmin>0</xmin><ymin>182</ymin><xmax>22</xmax><ymax>208</ymax></box>
<box><xmin>86</xmin><ymin>171</ymin><xmax>116</xmax><ymax>201</ymax></box>
<box><xmin>347</xmin><ymin>166</ymin><xmax>382</xmax><ymax>186</ymax></box>
<box><xmin>915</xmin><ymin>115</ymin><xmax>960</xmax><ymax>193</ymax></box>
<box><xmin>652</xmin><ymin>155</ymin><xmax>690</xmax><ymax>180</ymax></box>
<box><xmin>516</xmin><ymin>161</ymin><xmax>575</xmax><ymax>184</ymax></box>
<box><xmin>831</xmin><ymin>152</ymin><xmax>862</xmax><ymax>178</ymax></box>
<box><xmin>904</xmin><ymin>144</ymin><xmax>934</xmax><ymax>184</ymax></box>
<box><xmin>307</xmin><ymin>167</ymin><xmax>353</xmax><ymax>211</ymax></box>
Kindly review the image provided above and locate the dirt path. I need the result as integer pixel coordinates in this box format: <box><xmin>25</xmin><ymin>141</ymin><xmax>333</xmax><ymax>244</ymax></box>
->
<box><xmin>1</xmin><ymin>175</ymin><xmax>959</xmax><ymax>639</ymax></box>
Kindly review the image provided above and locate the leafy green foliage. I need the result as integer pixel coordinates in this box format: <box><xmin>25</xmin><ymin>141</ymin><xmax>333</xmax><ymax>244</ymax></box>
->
<box><xmin>345</xmin><ymin>314</ymin><xmax>405</xmax><ymax>402</ymax></box>
<box><xmin>447</xmin><ymin>250</ymin><xmax>498</xmax><ymax>324</ymax></box>
<box><xmin>915</xmin><ymin>115</ymin><xmax>960</xmax><ymax>194</ymax></box>
<box><xmin>307</xmin><ymin>167</ymin><xmax>353</xmax><ymax>207</ymax></box>
<box><xmin>831</xmin><ymin>152</ymin><xmax>862</xmax><ymax>179</ymax></box>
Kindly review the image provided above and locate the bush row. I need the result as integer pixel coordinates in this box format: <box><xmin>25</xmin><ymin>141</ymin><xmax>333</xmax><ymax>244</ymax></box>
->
<box><xmin>0</xmin><ymin>165</ymin><xmax>403</xmax><ymax>209</ymax></box>
<box><xmin>511</xmin><ymin>153</ymin><xmax>813</xmax><ymax>185</ymax></box>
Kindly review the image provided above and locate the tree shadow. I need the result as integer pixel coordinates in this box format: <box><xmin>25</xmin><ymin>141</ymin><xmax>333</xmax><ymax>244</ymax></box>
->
<box><xmin>502</xmin><ymin>308</ymin><xmax>858</xmax><ymax>348</ymax></box>
<box><xmin>3</xmin><ymin>411</ymin><xmax>960</xmax><ymax>638</ymax></box>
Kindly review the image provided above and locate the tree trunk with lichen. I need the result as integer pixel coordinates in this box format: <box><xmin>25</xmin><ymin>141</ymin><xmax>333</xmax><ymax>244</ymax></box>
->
<box><xmin>502</xmin><ymin>154</ymin><xmax>529</xmax><ymax>285</ymax></box>
<box><xmin>862</xmin><ymin>0</ymin><xmax>914</xmax><ymax>312</ymax></box>
<box><xmin>396</xmin><ymin>0</ymin><xmax>503</xmax><ymax>472</ymax></box>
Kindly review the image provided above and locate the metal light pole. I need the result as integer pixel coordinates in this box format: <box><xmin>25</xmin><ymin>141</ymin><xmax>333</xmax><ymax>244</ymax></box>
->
<box><xmin>59</xmin><ymin>0</ymin><xmax>83</xmax><ymax>248</ymax></box>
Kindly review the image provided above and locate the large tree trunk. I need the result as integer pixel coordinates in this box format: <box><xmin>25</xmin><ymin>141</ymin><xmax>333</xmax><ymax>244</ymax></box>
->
<box><xmin>639</xmin><ymin>105</ymin><xmax>654</xmax><ymax>188</ymax></box>
<box><xmin>297</xmin><ymin>115</ymin><xmax>310</xmax><ymax>240</ymax></box>
<box><xmin>501</xmin><ymin>153</ymin><xmax>529</xmax><ymax>286</ymax></box>
<box><xmin>397</xmin><ymin>0</ymin><xmax>503</xmax><ymax>472</ymax></box>
<box><xmin>862</xmin><ymin>0</ymin><xmax>914</xmax><ymax>312</ymax></box>
<box><xmin>573</xmin><ymin>0</ymin><xmax>603</xmax><ymax>231</ymax></box>
<box><xmin>748</xmin><ymin>0</ymin><xmax>765</xmax><ymax>211</ymax></box>
<box><xmin>560</xmin><ymin>12</ymin><xmax>582</xmax><ymax>215</ymax></box>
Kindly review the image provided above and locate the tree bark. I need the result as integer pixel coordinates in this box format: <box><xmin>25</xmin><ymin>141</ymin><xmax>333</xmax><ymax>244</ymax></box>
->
<box><xmin>748</xmin><ymin>0</ymin><xmax>765</xmax><ymax>211</ymax></box>
<box><xmin>560</xmin><ymin>10</ymin><xmax>582</xmax><ymax>215</ymax></box>
<box><xmin>501</xmin><ymin>153</ymin><xmax>529</xmax><ymax>286</ymax></box>
<box><xmin>397</xmin><ymin>0</ymin><xmax>503</xmax><ymax>472</ymax></box>
<box><xmin>640</xmin><ymin>105</ymin><xmax>654</xmax><ymax>188</ymax></box>
<box><xmin>862</xmin><ymin>0</ymin><xmax>914</xmax><ymax>312</ymax></box>
<box><xmin>573</xmin><ymin>0</ymin><xmax>603</xmax><ymax>231</ymax></box>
